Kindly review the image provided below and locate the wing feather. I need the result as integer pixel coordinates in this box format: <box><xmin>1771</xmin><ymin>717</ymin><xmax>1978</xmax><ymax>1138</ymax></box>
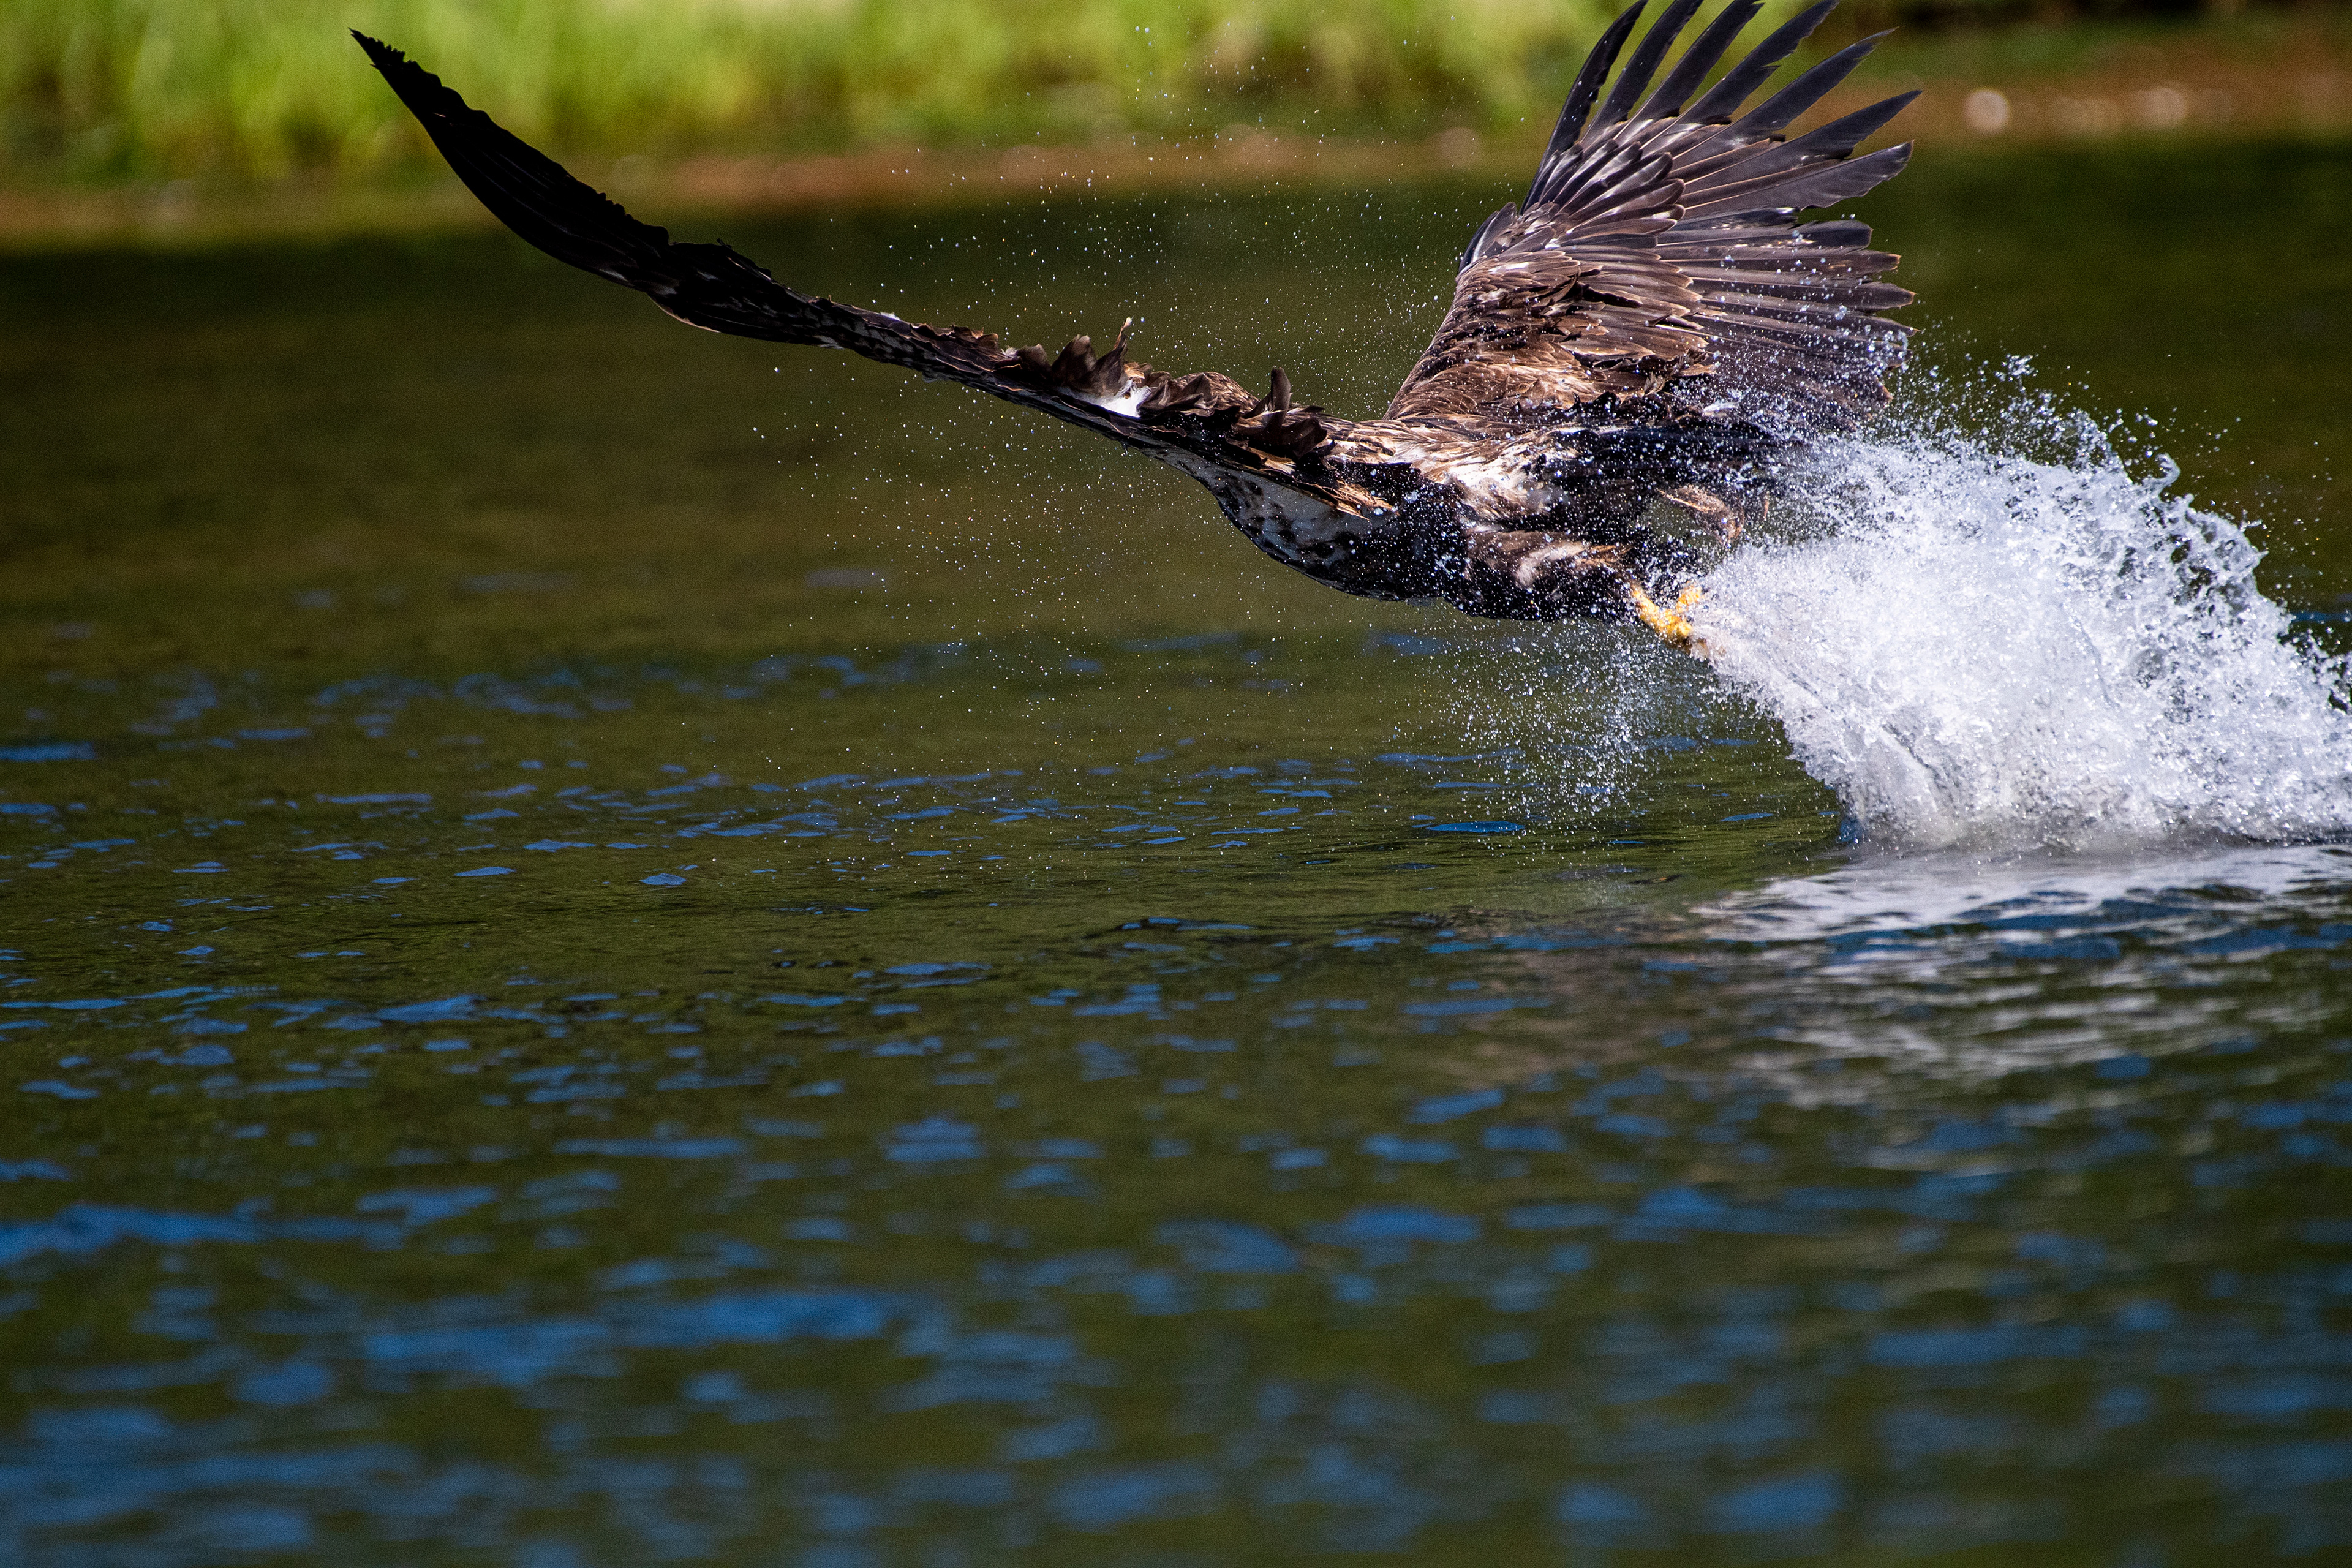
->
<box><xmin>355</xmin><ymin>32</ymin><xmax>1340</xmax><ymax>481</ymax></box>
<box><xmin>1638</xmin><ymin>1</ymin><xmax>1765</xmax><ymax>121</ymax></box>
<box><xmin>1594</xmin><ymin>0</ymin><xmax>1708</xmax><ymax>132</ymax></box>
<box><xmin>1683</xmin><ymin>0</ymin><xmax>1838</xmax><ymax>122</ymax></box>
<box><xmin>1528</xmin><ymin>4</ymin><xmax>1651</xmax><ymax>205</ymax></box>
<box><xmin>1389</xmin><ymin>0</ymin><xmax>1914</xmax><ymax>435</ymax></box>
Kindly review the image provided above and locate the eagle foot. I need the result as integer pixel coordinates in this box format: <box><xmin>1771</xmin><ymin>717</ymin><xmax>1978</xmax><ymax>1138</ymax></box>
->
<box><xmin>1627</xmin><ymin>582</ymin><xmax>1708</xmax><ymax>657</ymax></box>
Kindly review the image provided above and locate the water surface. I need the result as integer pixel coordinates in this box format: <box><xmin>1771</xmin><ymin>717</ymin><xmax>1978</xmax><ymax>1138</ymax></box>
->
<box><xmin>5</xmin><ymin>141</ymin><xmax>2352</xmax><ymax>1564</ymax></box>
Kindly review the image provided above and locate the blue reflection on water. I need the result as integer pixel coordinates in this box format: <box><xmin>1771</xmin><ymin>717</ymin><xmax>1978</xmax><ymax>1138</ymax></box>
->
<box><xmin>8</xmin><ymin>698</ymin><xmax>2352</xmax><ymax>1562</ymax></box>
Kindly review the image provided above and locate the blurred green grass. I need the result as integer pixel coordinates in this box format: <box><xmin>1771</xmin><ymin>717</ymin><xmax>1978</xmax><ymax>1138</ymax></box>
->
<box><xmin>5</xmin><ymin>0</ymin><xmax>1637</xmax><ymax>181</ymax></box>
<box><xmin>5</xmin><ymin>1</ymin><xmax>2337</xmax><ymax>189</ymax></box>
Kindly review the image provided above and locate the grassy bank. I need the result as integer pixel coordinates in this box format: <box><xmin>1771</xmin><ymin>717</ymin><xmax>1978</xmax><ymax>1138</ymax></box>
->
<box><xmin>10</xmin><ymin>0</ymin><xmax>2341</xmax><ymax>184</ymax></box>
<box><xmin>5</xmin><ymin>2</ymin><xmax>2350</xmax><ymax>250</ymax></box>
<box><xmin>6</xmin><ymin>0</ymin><xmax>1640</xmax><ymax>181</ymax></box>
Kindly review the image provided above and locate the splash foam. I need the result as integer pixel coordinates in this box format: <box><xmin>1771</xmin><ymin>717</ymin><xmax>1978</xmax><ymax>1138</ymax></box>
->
<box><xmin>1694</xmin><ymin>409</ymin><xmax>2352</xmax><ymax>849</ymax></box>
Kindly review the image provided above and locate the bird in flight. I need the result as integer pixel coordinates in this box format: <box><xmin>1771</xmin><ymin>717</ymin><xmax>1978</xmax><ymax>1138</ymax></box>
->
<box><xmin>358</xmin><ymin>0</ymin><xmax>1914</xmax><ymax>650</ymax></box>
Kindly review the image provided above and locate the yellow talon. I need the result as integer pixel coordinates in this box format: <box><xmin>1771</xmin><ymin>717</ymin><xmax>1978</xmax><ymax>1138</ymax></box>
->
<box><xmin>1628</xmin><ymin>582</ymin><xmax>1708</xmax><ymax>654</ymax></box>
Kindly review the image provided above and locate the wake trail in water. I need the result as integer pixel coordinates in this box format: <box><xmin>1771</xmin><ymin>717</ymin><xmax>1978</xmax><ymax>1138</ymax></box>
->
<box><xmin>1692</xmin><ymin>404</ymin><xmax>2352</xmax><ymax>850</ymax></box>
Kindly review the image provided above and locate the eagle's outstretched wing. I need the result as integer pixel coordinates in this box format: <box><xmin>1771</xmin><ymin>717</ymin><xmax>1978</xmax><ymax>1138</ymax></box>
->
<box><xmin>1388</xmin><ymin>0</ymin><xmax>1915</xmax><ymax>436</ymax></box>
<box><xmin>353</xmin><ymin>33</ymin><xmax>1333</xmax><ymax>472</ymax></box>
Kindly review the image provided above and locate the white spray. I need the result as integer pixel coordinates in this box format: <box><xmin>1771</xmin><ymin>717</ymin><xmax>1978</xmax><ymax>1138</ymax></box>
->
<box><xmin>1692</xmin><ymin>393</ymin><xmax>2352</xmax><ymax>850</ymax></box>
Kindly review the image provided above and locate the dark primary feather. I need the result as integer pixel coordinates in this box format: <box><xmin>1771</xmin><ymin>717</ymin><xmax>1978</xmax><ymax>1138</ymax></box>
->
<box><xmin>1683</xmin><ymin>0</ymin><xmax>1838</xmax><ymax>121</ymax></box>
<box><xmin>1594</xmin><ymin>0</ymin><xmax>1706</xmax><ymax>132</ymax></box>
<box><xmin>1531</xmin><ymin>4</ymin><xmax>1646</xmax><ymax>202</ymax></box>
<box><xmin>1713</xmin><ymin>33</ymin><xmax>1896</xmax><ymax>145</ymax></box>
<box><xmin>1637</xmin><ymin>0</ymin><xmax>1763</xmax><ymax>121</ymax></box>
<box><xmin>353</xmin><ymin>32</ymin><xmax>799</xmax><ymax>341</ymax></box>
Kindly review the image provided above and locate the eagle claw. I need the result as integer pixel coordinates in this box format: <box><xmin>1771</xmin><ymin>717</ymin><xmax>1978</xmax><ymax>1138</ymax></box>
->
<box><xmin>1628</xmin><ymin>582</ymin><xmax>1708</xmax><ymax>655</ymax></box>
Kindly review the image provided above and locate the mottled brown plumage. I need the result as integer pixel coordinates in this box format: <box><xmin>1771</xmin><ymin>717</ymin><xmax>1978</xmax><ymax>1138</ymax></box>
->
<box><xmin>356</xmin><ymin>1</ymin><xmax>1915</xmax><ymax>639</ymax></box>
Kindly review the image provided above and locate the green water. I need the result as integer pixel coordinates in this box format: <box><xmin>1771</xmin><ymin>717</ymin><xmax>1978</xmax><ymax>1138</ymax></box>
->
<box><xmin>4</xmin><ymin>141</ymin><xmax>2352</xmax><ymax>1565</ymax></box>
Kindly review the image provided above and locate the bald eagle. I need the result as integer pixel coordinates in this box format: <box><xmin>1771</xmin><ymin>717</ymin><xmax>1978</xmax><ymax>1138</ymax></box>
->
<box><xmin>357</xmin><ymin>0</ymin><xmax>1914</xmax><ymax>648</ymax></box>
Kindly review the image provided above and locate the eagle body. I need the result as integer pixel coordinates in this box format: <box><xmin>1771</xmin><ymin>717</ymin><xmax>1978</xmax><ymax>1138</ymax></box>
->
<box><xmin>357</xmin><ymin>0</ymin><xmax>1917</xmax><ymax>641</ymax></box>
<box><xmin>1170</xmin><ymin>415</ymin><xmax>1754</xmax><ymax>619</ymax></box>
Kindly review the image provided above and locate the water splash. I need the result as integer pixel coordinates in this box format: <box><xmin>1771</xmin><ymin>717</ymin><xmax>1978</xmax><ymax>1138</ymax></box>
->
<box><xmin>1694</xmin><ymin>404</ymin><xmax>2352</xmax><ymax>849</ymax></box>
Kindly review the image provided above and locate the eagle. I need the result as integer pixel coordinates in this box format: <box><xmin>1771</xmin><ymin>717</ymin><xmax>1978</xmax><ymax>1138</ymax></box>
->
<box><xmin>356</xmin><ymin>0</ymin><xmax>1915</xmax><ymax>649</ymax></box>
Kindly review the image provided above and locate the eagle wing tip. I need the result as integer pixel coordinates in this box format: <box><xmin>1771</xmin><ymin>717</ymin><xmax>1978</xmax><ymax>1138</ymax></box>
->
<box><xmin>350</xmin><ymin>31</ymin><xmax>402</xmax><ymax>70</ymax></box>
